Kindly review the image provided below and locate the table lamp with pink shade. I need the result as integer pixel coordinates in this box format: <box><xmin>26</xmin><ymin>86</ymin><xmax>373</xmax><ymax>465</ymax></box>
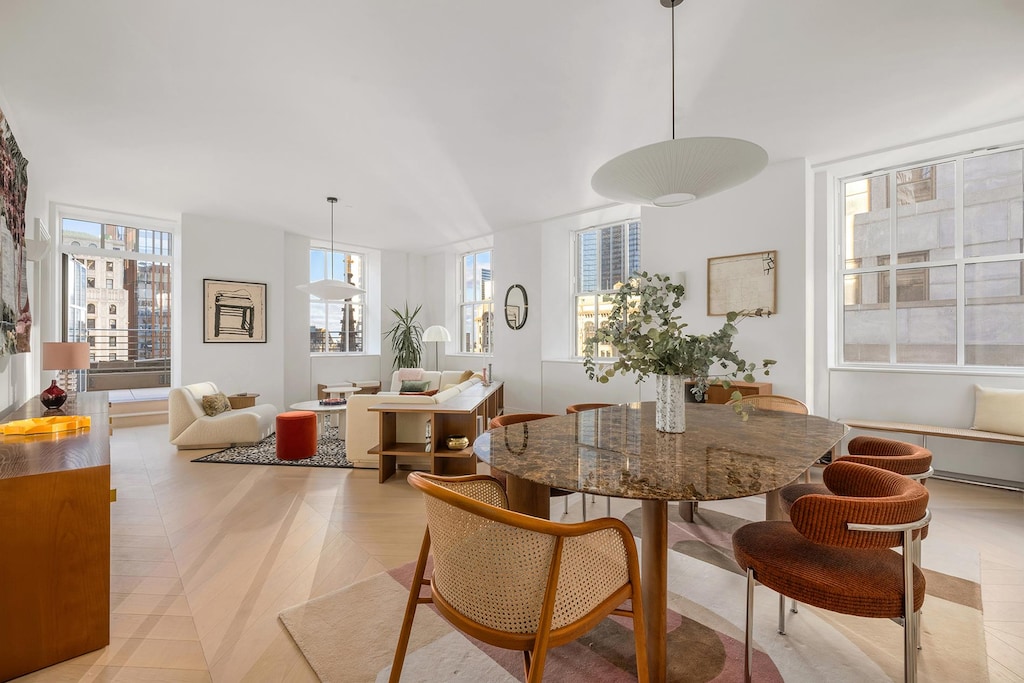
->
<box><xmin>40</xmin><ymin>342</ymin><xmax>90</xmax><ymax>409</ymax></box>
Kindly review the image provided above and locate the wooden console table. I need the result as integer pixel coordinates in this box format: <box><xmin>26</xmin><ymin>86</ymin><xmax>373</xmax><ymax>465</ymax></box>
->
<box><xmin>372</xmin><ymin>381</ymin><xmax>503</xmax><ymax>483</ymax></box>
<box><xmin>0</xmin><ymin>392</ymin><xmax>111</xmax><ymax>681</ymax></box>
<box><xmin>685</xmin><ymin>379</ymin><xmax>772</xmax><ymax>404</ymax></box>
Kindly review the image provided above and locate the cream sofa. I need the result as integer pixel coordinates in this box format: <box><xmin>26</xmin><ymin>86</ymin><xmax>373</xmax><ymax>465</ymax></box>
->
<box><xmin>168</xmin><ymin>381</ymin><xmax>278</xmax><ymax>449</ymax></box>
<box><xmin>345</xmin><ymin>370</ymin><xmax>480</xmax><ymax>469</ymax></box>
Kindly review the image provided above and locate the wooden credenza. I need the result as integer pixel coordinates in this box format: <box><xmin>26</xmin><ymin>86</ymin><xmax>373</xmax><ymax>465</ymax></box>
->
<box><xmin>0</xmin><ymin>392</ymin><xmax>111</xmax><ymax>681</ymax></box>
<box><xmin>685</xmin><ymin>380</ymin><xmax>772</xmax><ymax>404</ymax></box>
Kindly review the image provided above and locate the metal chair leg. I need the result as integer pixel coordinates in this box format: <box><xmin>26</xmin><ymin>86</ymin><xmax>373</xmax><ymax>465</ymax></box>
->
<box><xmin>745</xmin><ymin>568</ymin><xmax>755</xmax><ymax>683</ymax></box>
<box><xmin>778</xmin><ymin>592</ymin><xmax>787</xmax><ymax>634</ymax></box>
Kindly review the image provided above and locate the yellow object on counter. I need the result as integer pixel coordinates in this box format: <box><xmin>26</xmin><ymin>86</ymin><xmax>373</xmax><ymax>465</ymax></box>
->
<box><xmin>0</xmin><ymin>415</ymin><xmax>92</xmax><ymax>435</ymax></box>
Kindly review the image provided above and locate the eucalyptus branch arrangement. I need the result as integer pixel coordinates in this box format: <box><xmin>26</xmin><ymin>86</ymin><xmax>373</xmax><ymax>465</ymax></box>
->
<box><xmin>582</xmin><ymin>272</ymin><xmax>776</xmax><ymax>400</ymax></box>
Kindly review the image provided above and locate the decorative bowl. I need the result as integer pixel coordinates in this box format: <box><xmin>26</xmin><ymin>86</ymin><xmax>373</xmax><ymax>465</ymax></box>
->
<box><xmin>446</xmin><ymin>435</ymin><xmax>469</xmax><ymax>450</ymax></box>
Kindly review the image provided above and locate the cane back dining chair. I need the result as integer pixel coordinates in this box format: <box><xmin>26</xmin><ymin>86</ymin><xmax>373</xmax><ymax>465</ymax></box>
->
<box><xmin>732</xmin><ymin>461</ymin><xmax>931</xmax><ymax>683</ymax></box>
<box><xmin>565</xmin><ymin>403</ymin><xmax>617</xmax><ymax>518</ymax></box>
<box><xmin>391</xmin><ymin>472</ymin><xmax>649</xmax><ymax>683</ymax></box>
<box><xmin>489</xmin><ymin>413</ymin><xmax>581</xmax><ymax>518</ymax></box>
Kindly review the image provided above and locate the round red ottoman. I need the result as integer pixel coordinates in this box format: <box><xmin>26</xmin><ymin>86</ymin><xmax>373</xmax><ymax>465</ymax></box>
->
<box><xmin>276</xmin><ymin>411</ymin><xmax>318</xmax><ymax>460</ymax></box>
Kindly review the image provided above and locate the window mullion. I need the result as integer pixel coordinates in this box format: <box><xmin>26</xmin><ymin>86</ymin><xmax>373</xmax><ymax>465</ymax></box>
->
<box><xmin>888</xmin><ymin>172</ymin><xmax>898</xmax><ymax>365</ymax></box>
<box><xmin>955</xmin><ymin>156</ymin><xmax>966</xmax><ymax>366</ymax></box>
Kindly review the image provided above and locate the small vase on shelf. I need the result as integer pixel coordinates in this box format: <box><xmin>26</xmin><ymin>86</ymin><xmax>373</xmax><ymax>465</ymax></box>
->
<box><xmin>655</xmin><ymin>374</ymin><xmax>686</xmax><ymax>433</ymax></box>
<box><xmin>40</xmin><ymin>379</ymin><xmax>68</xmax><ymax>410</ymax></box>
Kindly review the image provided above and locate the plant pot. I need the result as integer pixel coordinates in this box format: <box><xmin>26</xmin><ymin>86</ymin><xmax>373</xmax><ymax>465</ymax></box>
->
<box><xmin>655</xmin><ymin>374</ymin><xmax>686</xmax><ymax>433</ymax></box>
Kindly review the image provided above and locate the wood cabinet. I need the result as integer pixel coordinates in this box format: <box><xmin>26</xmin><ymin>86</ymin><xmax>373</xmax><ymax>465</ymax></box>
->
<box><xmin>372</xmin><ymin>382</ymin><xmax>503</xmax><ymax>483</ymax></box>
<box><xmin>685</xmin><ymin>380</ymin><xmax>772</xmax><ymax>404</ymax></box>
<box><xmin>0</xmin><ymin>393</ymin><xmax>111</xmax><ymax>681</ymax></box>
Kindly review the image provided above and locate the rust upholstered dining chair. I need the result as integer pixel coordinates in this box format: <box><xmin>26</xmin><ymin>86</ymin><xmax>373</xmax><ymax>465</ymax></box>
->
<box><xmin>732</xmin><ymin>461</ymin><xmax>931</xmax><ymax>683</ymax></box>
<box><xmin>488</xmin><ymin>413</ymin><xmax>581</xmax><ymax>518</ymax></box>
<box><xmin>565</xmin><ymin>403</ymin><xmax>617</xmax><ymax>518</ymax></box>
<box><xmin>391</xmin><ymin>472</ymin><xmax>649</xmax><ymax>683</ymax></box>
<box><xmin>778</xmin><ymin>435</ymin><xmax>933</xmax><ymax>516</ymax></box>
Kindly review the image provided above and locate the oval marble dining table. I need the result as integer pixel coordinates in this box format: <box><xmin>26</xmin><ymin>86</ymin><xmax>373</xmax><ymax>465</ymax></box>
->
<box><xmin>473</xmin><ymin>401</ymin><xmax>847</xmax><ymax>683</ymax></box>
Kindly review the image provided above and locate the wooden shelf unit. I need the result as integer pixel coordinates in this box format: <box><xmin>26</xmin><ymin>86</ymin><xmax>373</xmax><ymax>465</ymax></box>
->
<box><xmin>373</xmin><ymin>382</ymin><xmax>503</xmax><ymax>483</ymax></box>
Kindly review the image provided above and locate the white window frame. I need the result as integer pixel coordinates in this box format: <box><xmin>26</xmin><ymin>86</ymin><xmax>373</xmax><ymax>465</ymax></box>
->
<box><xmin>458</xmin><ymin>248</ymin><xmax>493</xmax><ymax>355</ymax></box>
<box><xmin>572</xmin><ymin>219</ymin><xmax>641</xmax><ymax>359</ymax></box>
<box><xmin>307</xmin><ymin>246</ymin><xmax>366</xmax><ymax>355</ymax></box>
<box><xmin>834</xmin><ymin>143</ymin><xmax>1024</xmax><ymax>371</ymax></box>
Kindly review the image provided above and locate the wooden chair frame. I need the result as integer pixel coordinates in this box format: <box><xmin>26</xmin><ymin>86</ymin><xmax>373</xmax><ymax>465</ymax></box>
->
<box><xmin>391</xmin><ymin>472</ymin><xmax>649</xmax><ymax>683</ymax></box>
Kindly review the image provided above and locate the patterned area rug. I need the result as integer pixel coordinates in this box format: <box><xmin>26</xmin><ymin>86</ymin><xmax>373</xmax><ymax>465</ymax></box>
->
<box><xmin>191</xmin><ymin>425</ymin><xmax>352</xmax><ymax>468</ymax></box>
<box><xmin>278</xmin><ymin>504</ymin><xmax>987</xmax><ymax>681</ymax></box>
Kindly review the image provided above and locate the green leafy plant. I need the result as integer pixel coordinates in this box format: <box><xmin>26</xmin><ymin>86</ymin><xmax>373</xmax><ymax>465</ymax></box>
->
<box><xmin>384</xmin><ymin>303</ymin><xmax>424</xmax><ymax>369</ymax></box>
<box><xmin>582</xmin><ymin>272</ymin><xmax>776</xmax><ymax>400</ymax></box>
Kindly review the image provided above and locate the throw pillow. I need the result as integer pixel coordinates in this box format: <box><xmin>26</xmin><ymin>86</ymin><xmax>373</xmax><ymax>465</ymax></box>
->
<box><xmin>458</xmin><ymin>369</ymin><xmax>474</xmax><ymax>383</ymax></box>
<box><xmin>400</xmin><ymin>380</ymin><xmax>431</xmax><ymax>393</ymax></box>
<box><xmin>400</xmin><ymin>389</ymin><xmax>439</xmax><ymax>397</ymax></box>
<box><xmin>972</xmin><ymin>385</ymin><xmax>1024</xmax><ymax>436</ymax></box>
<box><xmin>201</xmin><ymin>393</ymin><xmax>232</xmax><ymax>417</ymax></box>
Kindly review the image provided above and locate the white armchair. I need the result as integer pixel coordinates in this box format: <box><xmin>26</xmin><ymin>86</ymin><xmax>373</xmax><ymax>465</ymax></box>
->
<box><xmin>168</xmin><ymin>381</ymin><xmax>278</xmax><ymax>449</ymax></box>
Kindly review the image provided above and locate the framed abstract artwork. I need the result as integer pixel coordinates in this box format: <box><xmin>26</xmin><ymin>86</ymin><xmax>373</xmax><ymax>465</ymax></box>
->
<box><xmin>707</xmin><ymin>251</ymin><xmax>777</xmax><ymax>315</ymax></box>
<box><xmin>203</xmin><ymin>279</ymin><xmax>267</xmax><ymax>343</ymax></box>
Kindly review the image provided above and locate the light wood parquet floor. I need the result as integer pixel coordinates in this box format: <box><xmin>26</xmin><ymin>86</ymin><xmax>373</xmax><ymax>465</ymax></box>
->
<box><xmin>12</xmin><ymin>423</ymin><xmax>1024</xmax><ymax>682</ymax></box>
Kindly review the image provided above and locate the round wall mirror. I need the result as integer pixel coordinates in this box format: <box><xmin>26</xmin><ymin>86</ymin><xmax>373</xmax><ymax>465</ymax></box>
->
<box><xmin>504</xmin><ymin>284</ymin><xmax>528</xmax><ymax>330</ymax></box>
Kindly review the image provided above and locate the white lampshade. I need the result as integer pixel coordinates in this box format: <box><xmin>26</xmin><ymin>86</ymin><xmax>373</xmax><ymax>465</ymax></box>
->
<box><xmin>296</xmin><ymin>278</ymin><xmax>364</xmax><ymax>301</ymax></box>
<box><xmin>297</xmin><ymin>196</ymin><xmax>365</xmax><ymax>301</ymax></box>
<box><xmin>422</xmin><ymin>325</ymin><xmax>452</xmax><ymax>342</ymax></box>
<box><xmin>591</xmin><ymin>137</ymin><xmax>768</xmax><ymax>207</ymax></box>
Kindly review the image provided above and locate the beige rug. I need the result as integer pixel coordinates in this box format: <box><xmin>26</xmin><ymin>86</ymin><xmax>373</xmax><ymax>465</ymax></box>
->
<box><xmin>279</xmin><ymin>508</ymin><xmax>988</xmax><ymax>682</ymax></box>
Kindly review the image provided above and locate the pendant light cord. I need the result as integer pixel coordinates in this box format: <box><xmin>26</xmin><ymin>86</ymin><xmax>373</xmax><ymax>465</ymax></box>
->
<box><xmin>671</xmin><ymin>1</ymin><xmax>676</xmax><ymax>140</ymax></box>
<box><xmin>327</xmin><ymin>196</ymin><xmax>337</xmax><ymax>281</ymax></box>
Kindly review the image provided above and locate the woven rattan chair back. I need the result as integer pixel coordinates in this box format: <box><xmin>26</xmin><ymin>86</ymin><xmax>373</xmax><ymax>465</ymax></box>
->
<box><xmin>390</xmin><ymin>472</ymin><xmax>650</xmax><ymax>683</ymax></box>
<box><xmin>727</xmin><ymin>394</ymin><xmax>808</xmax><ymax>414</ymax></box>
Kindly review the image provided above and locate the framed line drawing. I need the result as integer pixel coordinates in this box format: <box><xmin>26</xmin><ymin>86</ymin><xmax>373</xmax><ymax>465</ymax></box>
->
<box><xmin>707</xmin><ymin>251</ymin><xmax>777</xmax><ymax>315</ymax></box>
<box><xmin>203</xmin><ymin>279</ymin><xmax>267</xmax><ymax>343</ymax></box>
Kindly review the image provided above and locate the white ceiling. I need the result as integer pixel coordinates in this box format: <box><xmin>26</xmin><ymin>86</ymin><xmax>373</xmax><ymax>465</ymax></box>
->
<box><xmin>2</xmin><ymin>0</ymin><xmax>1023</xmax><ymax>252</ymax></box>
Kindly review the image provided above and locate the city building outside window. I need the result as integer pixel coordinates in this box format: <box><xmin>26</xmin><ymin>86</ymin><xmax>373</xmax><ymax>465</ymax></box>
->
<box><xmin>574</xmin><ymin>219</ymin><xmax>641</xmax><ymax>357</ymax></box>
<box><xmin>61</xmin><ymin>216</ymin><xmax>173</xmax><ymax>391</ymax></box>
<box><xmin>838</xmin><ymin>146</ymin><xmax>1024</xmax><ymax>367</ymax></box>
<box><xmin>459</xmin><ymin>249</ymin><xmax>493</xmax><ymax>354</ymax></box>
<box><xmin>308</xmin><ymin>247</ymin><xmax>365</xmax><ymax>353</ymax></box>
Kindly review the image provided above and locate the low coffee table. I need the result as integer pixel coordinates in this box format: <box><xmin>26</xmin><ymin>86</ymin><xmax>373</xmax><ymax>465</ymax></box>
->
<box><xmin>288</xmin><ymin>400</ymin><xmax>347</xmax><ymax>438</ymax></box>
<box><xmin>322</xmin><ymin>386</ymin><xmax>361</xmax><ymax>400</ymax></box>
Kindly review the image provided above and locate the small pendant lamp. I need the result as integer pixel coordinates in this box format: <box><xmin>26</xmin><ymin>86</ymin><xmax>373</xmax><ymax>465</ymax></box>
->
<box><xmin>297</xmin><ymin>197</ymin><xmax>365</xmax><ymax>300</ymax></box>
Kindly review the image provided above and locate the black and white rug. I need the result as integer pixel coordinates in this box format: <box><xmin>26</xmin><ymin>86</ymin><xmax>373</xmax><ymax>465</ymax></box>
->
<box><xmin>191</xmin><ymin>425</ymin><xmax>352</xmax><ymax>468</ymax></box>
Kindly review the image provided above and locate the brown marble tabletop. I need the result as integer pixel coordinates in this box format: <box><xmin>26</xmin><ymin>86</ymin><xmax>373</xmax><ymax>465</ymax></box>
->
<box><xmin>473</xmin><ymin>401</ymin><xmax>847</xmax><ymax>683</ymax></box>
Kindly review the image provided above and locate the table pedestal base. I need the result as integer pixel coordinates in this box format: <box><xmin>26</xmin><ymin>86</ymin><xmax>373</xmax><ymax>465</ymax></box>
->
<box><xmin>642</xmin><ymin>499</ymin><xmax>669</xmax><ymax>683</ymax></box>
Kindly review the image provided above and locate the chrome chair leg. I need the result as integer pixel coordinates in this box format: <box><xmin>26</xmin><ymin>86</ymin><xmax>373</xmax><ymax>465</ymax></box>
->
<box><xmin>778</xmin><ymin>592</ymin><xmax>787</xmax><ymax>634</ymax></box>
<box><xmin>745</xmin><ymin>568</ymin><xmax>755</xmax><ymax>683</ymax></box>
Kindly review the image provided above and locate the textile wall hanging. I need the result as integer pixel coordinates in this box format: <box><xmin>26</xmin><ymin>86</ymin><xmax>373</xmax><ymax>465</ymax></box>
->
<box><xmin>0</xmin><ymin>106</ymin><xmax>31</xmax><ymax>355</ymax></box>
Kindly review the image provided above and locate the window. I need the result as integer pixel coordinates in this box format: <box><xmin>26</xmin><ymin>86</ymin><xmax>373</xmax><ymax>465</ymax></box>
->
<box><xmin>308</xmin><ymin>248</ymin><xmax>364</xmax><ymax>353</ymax></box>
<box><xmin>459</xmin><ymin>249</ymin><xmax>493</xmax><ymax>354</ymax></box>
<box><xmin>574</xmin><ymin>220</ymin><xmax>641</xmax><ymax>357</ymax></box>
<box><xmin>61</xmin><ymin>216</ymin><xmax>173</xmax><ymax>383</ymax></box>
<box><xmin>838</xmin><ymin>147</ymin><xmax>1024</xmax><ymax>367</ymax></box>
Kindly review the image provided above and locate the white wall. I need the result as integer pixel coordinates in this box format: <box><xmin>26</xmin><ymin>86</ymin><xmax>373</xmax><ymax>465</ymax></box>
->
<box><xmin>179</xmin><ymin>214</ymin><xmax>286</xmax><ymax>410</ymax></box>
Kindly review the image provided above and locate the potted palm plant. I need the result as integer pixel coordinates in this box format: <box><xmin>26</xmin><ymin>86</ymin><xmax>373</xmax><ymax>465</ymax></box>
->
<box><xmin>583</xmin><ymin>272</ymin><xmax>775</xmax><ymax>432</ymax></box>
<box><xmin>384</xmin><ymin>303</ymin><xmax>424</xmax><ymax>369</ymax></box>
